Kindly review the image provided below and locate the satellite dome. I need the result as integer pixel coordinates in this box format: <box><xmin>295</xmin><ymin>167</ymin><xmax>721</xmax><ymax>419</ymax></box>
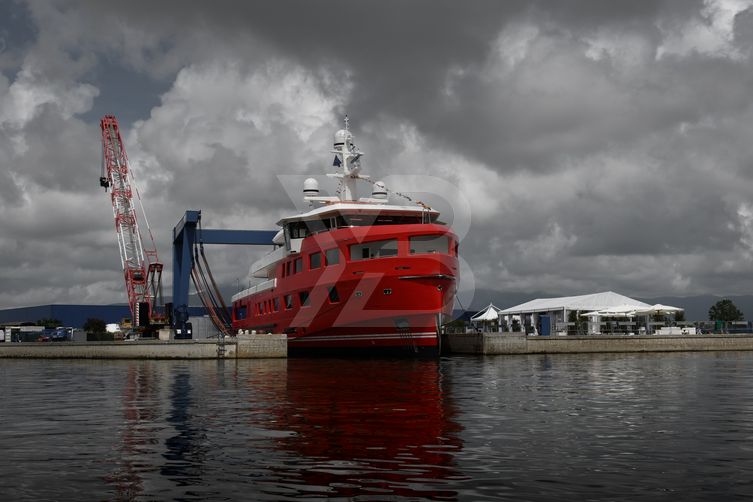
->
<box><xmin>334</xmin><ymin>129</ymin><xmax>352</xmax><ymax>146</ymax></box>
<box><xmin>372</xmin><ymin>181</ymin><xmax>388</xmax><ymax>199</ymax></box>
<box><xmin>303</xmin><ymin>178</ymin><xmax>319</xmax><ymax>196</ymax></box>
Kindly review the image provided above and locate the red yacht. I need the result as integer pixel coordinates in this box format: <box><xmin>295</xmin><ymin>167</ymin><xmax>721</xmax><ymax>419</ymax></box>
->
<box><xmin>231</xmin><ymin>120</ymin><xmax>458</xmax><ymax>354</ymax></box>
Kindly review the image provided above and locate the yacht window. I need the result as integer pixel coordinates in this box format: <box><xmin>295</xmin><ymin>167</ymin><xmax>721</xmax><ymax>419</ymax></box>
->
<box><xmin>235</xmin><ymin>305</ymin><xmax>247</xmax><ymax>320</ymax></box>
<box><xmin>325</xmin><ymin>248</ymin><xmax>339</xmax><ymax>265</ymax></box>
<box><xmin>299</xmin><ymin>291</ymin><xmax>310</xmax><ymax>307</ymax></box>
<box><xmin>410</xmin><ymin>235</ymin><xmax>449</xmax><ymax>254</ymax></box>
<box><xmin>321</xmin><ymin>216</ymin><xmax>347</xmax><ymax>230</ymax></box>
<box><xmin>343</xmin><ymin>214</ymin><xmax>375</xmax><ymax>226</ymax></box>
<box><xmin>274</xmin><ymin>297</ymin><xmax>280</xmax><ymax>312</ymax></box>
<box><xmin>283</xmin><ymin>225</ymin><xmax>291</xmax><ymax>250</ymax></box>
<box><xmin>374</xmin><ymin>215</ymin><xmax>423</xmax><ymax>225</ymax></box>
<box><xmin>350</xmin><ymin>239</ymin><xmax>399</xmax><ymax>261</ymax></box>
<box><xmin>328</xmin><ymin>286</ymin><xmax>340</xmax><ymax>303</ymax></box>
<box><xmin>305</xmin><ymin>219</ymin><xmax>327</xmax><ymax>234</ymax></box>
<box><xmin>285</xmin><ymin>294</ymin><xmax>293</xmax><ymax>309</ymax></box>
<box><xmin>342</xmin><ymin>214</ymin><xmax>425</xmax><ymax>226</ymax></box>
<box><xmin>289</xmin><ymin>222</ymin><xmax>311</xmax><ymax>239</ymax></box>
<box><xmin>294</xmin><ymin>258</ymin><xmax>303</xmax><ymax>273</ymax></box>
<box><xmin>310</xmin><ymin>252</ymin><xmax>322</xmax><ymax>269</ymax></box>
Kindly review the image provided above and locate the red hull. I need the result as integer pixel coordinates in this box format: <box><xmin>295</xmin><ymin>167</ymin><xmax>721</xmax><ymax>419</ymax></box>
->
<box><xmin>232</xmin><ymin>223</ymin><xmax>457</xmax><ymax>351</ymax></box>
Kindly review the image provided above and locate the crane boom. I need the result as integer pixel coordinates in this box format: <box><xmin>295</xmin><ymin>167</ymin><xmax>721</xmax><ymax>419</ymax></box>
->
<box><xmin>100</xmin><ymin>115</ymin><xmax>163</xmax><ymax>326</ymax></box>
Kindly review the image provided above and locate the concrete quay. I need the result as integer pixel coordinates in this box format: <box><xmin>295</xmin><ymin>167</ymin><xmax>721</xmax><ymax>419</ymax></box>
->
<box><xmin>0</xmin><ymin>334</ymin><xmax>287</xmax><ymax>359</ymax></box>
<box><xmin>443</xmin><ymin>332</ymin><xmax>753</xmax><ymax>355</ymax></box>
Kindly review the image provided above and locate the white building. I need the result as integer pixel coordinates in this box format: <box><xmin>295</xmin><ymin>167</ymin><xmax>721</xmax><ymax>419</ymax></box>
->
<box><xmin>499</xmin><ymin>291</ymin><xmax>652</xmax><ymax>335</ymax></box>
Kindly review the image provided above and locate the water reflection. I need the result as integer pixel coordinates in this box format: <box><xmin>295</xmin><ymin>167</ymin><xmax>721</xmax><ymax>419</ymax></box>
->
<box><xmin>161</xmin><ymin>370</ymin><xmax>208</xmax><ymax>484</ymax></box>
<box><xmin>6</xmin><ymin>353</ymin><xmax>753</xmax><ymax>500</ymax></box>
<box><xmin>104</xmin><ymin>358</ymin><xmax>463</xmax><ymax>500</ymax></box>
<box><xmin>248</xmin><ymin>358</ymin><xmax>464</xmax><ymax>499</ymax></box>
<box><xmin>106</xmin><ymin>363</ymin><xmax>160</xmax><ymax>499</ymax></box>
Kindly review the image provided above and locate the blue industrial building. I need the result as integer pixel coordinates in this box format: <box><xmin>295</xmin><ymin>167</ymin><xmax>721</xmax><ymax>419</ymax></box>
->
<box><xmin>0</xmin><ymin>304</ymin><xmax>210</xmax><ymax>328</ymax></box>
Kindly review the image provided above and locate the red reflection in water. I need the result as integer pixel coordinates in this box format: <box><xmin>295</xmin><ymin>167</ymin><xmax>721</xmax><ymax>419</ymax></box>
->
<box><xmin>248</xmin><ymin>358</ymin><xmax>464</xmax><ymax>499</ymax></box>
<box><xmin>104</xmin><ymin>359</ymin><xmax>464</xmax><ymax>500</ymax></box>
<box><xmin>104</xmin><ymin>363</ymin><xmax>160</xmax><ymax>499</ymax></box>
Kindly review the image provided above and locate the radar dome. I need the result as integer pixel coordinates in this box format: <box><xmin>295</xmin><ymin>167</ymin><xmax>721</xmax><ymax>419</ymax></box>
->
<box><xmin>372</xmin><ymin>181</ymin><xmax>388</xmax><ymax>199</ymax></box>
<box><xmin>334</xmin><ymin>129</ymin><xmax>352</xmax><ymax>146</ymax></box>
<box><xmin>303</xmin><ymin>178</ymin><xmax>319</xmax><ymax>196</ymax></box>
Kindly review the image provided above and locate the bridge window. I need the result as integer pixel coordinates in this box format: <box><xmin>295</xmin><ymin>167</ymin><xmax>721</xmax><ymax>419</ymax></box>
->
<box><xmin>350</xmin><ymin>239</ymin><xmax>398</xmax><ymax>261</ymax></box>
<box><xmin>285</xmin><ymin>294</ymin><xmax>293</xmax><ymax>309</ymax></box>
<box><xmin>274</xmin><ymin>297</ymin><xmax>280</xmax><ymax>312</ymax></box>
<box><xmin>310</xmin><ymin>252</ymin><xmax>322</xmax><ymax>269</ymax></box>
<box><xmin>410</xmin><ymin>235</ymin><xmax>449</xmax><ymax>254</ymax></box>
<box><xmin>289</xmin><ymin>222</ymin><xmax>311</xmax><ymax>239</ymax></box>
<box><xmin>343</xmin><ymin>214</ymin><xmax>424</xmax><ymax>226</ymax></box>
<box><xmin>294</xmin><ymin>258</ymin><xmax>303</xmax><ymax>273</ymax></box>
<box><xmin>305</xmin><ymin>219</ymin><xmax>327</xmax><ymax>234</ymax></box>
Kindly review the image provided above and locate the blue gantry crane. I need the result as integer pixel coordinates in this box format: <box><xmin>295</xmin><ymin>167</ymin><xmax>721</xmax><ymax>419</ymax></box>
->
<box><xmin>171</xmin><ymin>210</ymin><xmax>277</xmax><ymax>338</ymax></box>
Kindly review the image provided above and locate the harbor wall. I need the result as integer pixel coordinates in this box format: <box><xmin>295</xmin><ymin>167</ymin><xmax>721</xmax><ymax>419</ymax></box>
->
<box><xmin>443</xmin><ymin>333</ymin><xmax>753</xmax><ymax>355</ymax></box>
<box><xmin>0</xmin><ymin>334</ymin><xmax>287</xmax><ymax>359</ymax></box>
<box><xmin>7</xmin><ymin>332</ymin><xmax>752</xmax><ymax>358</ymax></box>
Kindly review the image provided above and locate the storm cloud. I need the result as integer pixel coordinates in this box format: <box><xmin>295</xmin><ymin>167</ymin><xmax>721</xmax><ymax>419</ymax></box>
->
<box><xmin>2</xmin><ymin>0</ymin><xmax>753</xmax><ymax>310</ymax></box>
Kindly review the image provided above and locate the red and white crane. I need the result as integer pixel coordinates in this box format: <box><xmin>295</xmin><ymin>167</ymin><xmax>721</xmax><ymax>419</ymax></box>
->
<box><xmin>99</xmin><ymin>115</ymin><xmax>164</xmax><ymax>327</ymax></box>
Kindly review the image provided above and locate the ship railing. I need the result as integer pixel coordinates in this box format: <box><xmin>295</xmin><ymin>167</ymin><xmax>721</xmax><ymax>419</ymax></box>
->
<box><xmin>231</xmin><ymin>278</ymin><xmax>277</xmax><ymax>302</ymax></box>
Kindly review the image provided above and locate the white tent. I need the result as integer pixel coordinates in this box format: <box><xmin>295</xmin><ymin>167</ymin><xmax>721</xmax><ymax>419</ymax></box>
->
<box><xmin>500</xmin><ymin>291</ymin><xmax>651</xmax><ymax>315</ymax></box>
<box><xmin>500</xmin><ymin>292</ymin><xmax>652</xmax><ymax>336</ymax></box>
<box><xmin>634</xmin><ymin>304</ymin><xmax>684</xmax><ymax>315</ymax></box>
<box><xmin>471</xmin><ymin>304</ymin><xmax>503</xmax><ymax>322</ymax></box>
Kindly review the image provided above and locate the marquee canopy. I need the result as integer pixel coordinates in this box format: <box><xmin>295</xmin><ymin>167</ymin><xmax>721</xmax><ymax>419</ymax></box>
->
<box><xmin>580</xmin><ymin>303</ymin><xmax>684</xmax><ymax>317</ymax></box>
<box><xmin>499</xmin><ymin>291</ymin><xmax>652</xmax><ymax>315</ymax></box>
<box><xmin>471</xmin><ymin>303</ymin><xmax>503</xmax><ymax>322</ymax></box>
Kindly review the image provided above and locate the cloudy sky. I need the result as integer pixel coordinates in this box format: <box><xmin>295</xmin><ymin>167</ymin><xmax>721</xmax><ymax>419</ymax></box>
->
<box><xmin>2</xmin><ymin>0</ymin><xmax>753</xmax><ymax>309</ymax></box>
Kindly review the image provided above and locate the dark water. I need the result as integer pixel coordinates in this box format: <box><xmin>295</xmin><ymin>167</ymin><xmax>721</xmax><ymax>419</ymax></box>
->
<box><xmin>2</xmin><ymin>353</ymin><xmax>753</xmax><ymax>501</ymax></box>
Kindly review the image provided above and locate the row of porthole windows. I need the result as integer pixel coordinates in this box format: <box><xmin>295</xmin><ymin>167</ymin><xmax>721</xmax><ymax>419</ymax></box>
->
<box><xmin>235</xmin><ymin>286</ymin><xmax>342</xmax><ymax>319</ymax></box>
